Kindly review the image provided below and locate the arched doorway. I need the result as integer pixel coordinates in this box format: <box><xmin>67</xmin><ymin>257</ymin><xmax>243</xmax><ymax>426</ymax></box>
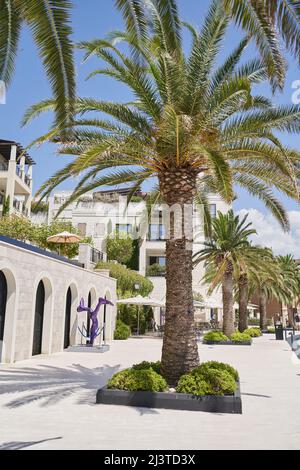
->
<box><xmin>64</xmin><ymin>287</ymin><xmax>72</xmax><ymax>349</ymax></box>
<box><xmin>0</xmin><ymin>271</ymin><xmax>8</xmax><ymax>361</ymax></box>
<box><xmin>32</xmin><ymin>280</ymin><xmax>45</xmax><ymax>356</ymax></box>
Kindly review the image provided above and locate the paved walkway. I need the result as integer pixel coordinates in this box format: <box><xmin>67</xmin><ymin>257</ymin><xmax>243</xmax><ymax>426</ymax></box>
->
<box><xmin>0</xmin><ymin>336</ymin><xmax>300</xmax><ymax>450</ymax></box>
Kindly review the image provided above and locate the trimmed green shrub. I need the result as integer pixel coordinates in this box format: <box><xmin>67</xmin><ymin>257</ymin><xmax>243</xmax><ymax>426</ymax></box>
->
<box><xmin>247</xmin><ymin>327</ymin><xmax>262</xmax><ymax>337</ymax></box>
<box><xmin>176</xmin><ymin>366</ymin><xmax>236</xmax><ymax>396</ymax></box>
<box><xmin>132</xmin><ymin>361</ymin><xmax>161</xmax><ymax>375</ymax></box>
<box><xmin>203</xmin><ymin>331</ymin><xmax>229</xmax><ymax>342</ymax></box>
<box><xmin>199</xmin><ymin>361</ymin><xmax>239</xmax><ymax>381</ymax></box>
<box><xmin>230</xmin><ymin>332</ymin><xmax>252</xmax><ymax>343</ymax></box>
<box><xmin>96</xmin><ymin>262</ymin><xmax>153</xmax><ymax>296</ymax></box>
<box><xmin>114</xmin><ymin>319</ymin><xmax>131</xmax><ymax>340</ymax></box>
<box><xmin>106</xmin><ymin>231</ymin><xmax>135</xmax><ymax>266</ymax></box>
<box><xmin>107</xmin><ymin>368</ymin><xmax>168</xmax><ymax>392</ymax></box>
<box><xmin>267</xmin><ymin>327</ymin><xmax>275</xmax><ymax>333</ymax></box>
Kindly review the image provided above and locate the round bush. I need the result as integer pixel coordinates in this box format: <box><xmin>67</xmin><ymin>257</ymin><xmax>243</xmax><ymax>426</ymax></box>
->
<box><xmin>230</xmin><ymin>332</ymin><xmax>252</xmax><ymax>343</ymax></box>
<box><xmin>247</xmin><ymin>327</ymin><xmax>262</xmax><ymax>337</ymax></box>
<box><xmin>199</xmin><ymin>361</ymin><xmax>239</xmax><ymax>381</ymax></box>
<box><xmin>132</xmin><ymin>361</ymin><xmax>161</xmax><ymax>375</ymax></box>
<box><xmin>114</xmin><ymin>319</ymin><xmax>131</xmax><ymax>340</ymax></box>
<box><xmin>107</xmin><ymin>368</ymin><xmax>167</xmax><ymax>392</ymax></box>
<box><xmin>176</xmin><ymin>368</ymin><xmax>236</xmax><ymax>396</ymax></box>
<box><xmin>203</xmin><ymin>331</ymin><xmax>229</xmax><ymax>343</ymax></box>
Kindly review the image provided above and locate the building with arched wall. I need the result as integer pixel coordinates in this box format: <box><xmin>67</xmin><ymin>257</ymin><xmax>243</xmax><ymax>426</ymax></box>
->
<box><xmin>0</xmin><ymin>235</ymin><xmax>117</xmax><ymax>364</ymax></box>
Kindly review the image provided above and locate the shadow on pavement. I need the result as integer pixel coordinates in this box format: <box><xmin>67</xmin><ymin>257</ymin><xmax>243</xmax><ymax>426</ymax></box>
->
<box><xmin>0</xmin><ymin>437</ymin><xmax>62</xmax><ymax>450</ymax></box>
<box><xmin>0</xmin><ymin>363</ymin><xmax>120</xmax><ymax>408</ymax></box>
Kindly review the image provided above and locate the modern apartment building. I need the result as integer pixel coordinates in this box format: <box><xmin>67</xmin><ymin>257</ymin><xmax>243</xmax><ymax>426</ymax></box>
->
<box><xmin>0</xmin><ymin>139</ymin><xmax>34</xmax><ymax>217</ymax></box>
<box><xmin>41</xmin><ymin>188</ymin><xmax>230</xmax><ymax>324</ymax></box>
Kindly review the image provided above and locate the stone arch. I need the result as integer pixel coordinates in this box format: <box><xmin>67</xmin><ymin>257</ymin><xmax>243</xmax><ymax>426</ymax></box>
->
<box><xmin>64</xmin><ymin>282</ymin><xmax>78</xmax><ymax>348</ymax></box>
<box><xmin>31</xmin><ymin>276</ymin><xmax>53</xmax><ymax>356</ymax></box>
<box><xmin>0</xmin><ymin>268</ymin><xmax>17</xmax><ymax>363</ymax></box>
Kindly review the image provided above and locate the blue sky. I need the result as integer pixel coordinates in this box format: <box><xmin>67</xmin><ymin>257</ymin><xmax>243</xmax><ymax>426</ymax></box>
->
<box><xmin>1</xmin><ymin>0</ymin><xmax>300</xmax><ymax>223</ymax></box>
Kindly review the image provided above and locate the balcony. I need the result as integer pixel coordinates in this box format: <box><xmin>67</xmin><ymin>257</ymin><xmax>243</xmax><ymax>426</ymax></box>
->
<box><xmin>13</xmin><ymin>199</ymin><xmax>28</xmax><ymax>216</ymax></box>
<box><xmin>90</xmin><ymin>247</ymin><xmax>104</xmax><ymax>265</ymax></box>
<box><xmin>16</xmin><ymin>166</ymin><xmax>31</xmax><ymax>188</ymax></box>
<box><xmin>147</xmin><ymin>224</ymin><xmax>166</xmax><ymax>241</ymax></box>
<box><xmin>146</xmin><ymin>263</ymin><xmax>166</xmax><ymax>277</ymax></box>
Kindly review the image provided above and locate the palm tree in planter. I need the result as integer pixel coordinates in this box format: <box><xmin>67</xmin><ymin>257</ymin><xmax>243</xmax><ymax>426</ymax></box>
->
<box><xmin>24</xmin><ymin>1</ymin><xmax>300</xmax><ymax>384</ymax></box>
<box><xmin>0</xmin><ymin>0</ymin><xmax>75</xmax><ymax>126</ymax></box>
<box><xmin>195</xmin><ymin>210</ymin><xmax>256</xmax><ymax>336</ymax></box>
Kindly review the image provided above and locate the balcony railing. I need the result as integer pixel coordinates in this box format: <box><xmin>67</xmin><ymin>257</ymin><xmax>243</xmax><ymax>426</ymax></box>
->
<box><xmin>90</xmin><ymin>247</ymin><xmax>104</xmax><ymax>264</ymax></box>
<box><xmin>24</xmin><ymin>175</ymin><xmax>31</xmax><ymax>187</ymax></box>
<box><xmin>146</xmin><ymin>264</ymin><xmax>166</xmax><ymax>277</ymax></box>
<box><xmin>13</xmin><ymin>199</ymin><xmax>28</xmax><ymax>216</ymax></box>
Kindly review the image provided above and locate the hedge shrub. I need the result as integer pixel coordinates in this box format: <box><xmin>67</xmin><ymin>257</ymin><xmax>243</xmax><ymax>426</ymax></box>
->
<box><xmin>107</xmin><ymin>368</ymin><xmax>168</xmax><ymax>392</ymax></box>
<box><xmin>132</xmin><ymin>361</ymin><xmax>161</xmax><ymax>375</ymax></box>
<box><xmin>230</xmin><ymin>332</ymin><xmax>252</xmax><ymax>343</ymax></box>
<box><xmin>176</xmin><ymin>363</ymin><xmax>237</xmax><ymax>396</ymax></box>
<box><xmin>203</xmin><ymin>331</ymin><xmax>229</xmax><ymax>343</ymax></box>
<box><xmin>247</xmin><ymin>327</ymin><xmax>262</xmax><ymax>337</ymax></box>
<box><xmin>199</xmin><ymin>361</ymin><xmax>239</xmax><ymax>381</ymax></box>
<box><xmin>96</xmin><ymin>261</ymin><xmax>153</xmax><ymax>296</ymax></box>
<box><xmin>114</xmin><ymin>319</ymin><xmax>131</xmax><ymax>340</ymax></box>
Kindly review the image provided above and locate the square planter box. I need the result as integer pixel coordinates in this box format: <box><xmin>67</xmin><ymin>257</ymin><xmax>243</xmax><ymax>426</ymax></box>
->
<box><xmin>203</xmin><ymin>340</ymin><xmax>252</xmax><ymax>346</ymax></box>
<box><xmin>96</xmin><ymin>381</ymin><xmax>242</xmax><ymax>414</ymax></box>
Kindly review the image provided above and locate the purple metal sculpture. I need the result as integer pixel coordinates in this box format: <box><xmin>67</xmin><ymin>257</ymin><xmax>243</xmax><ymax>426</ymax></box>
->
<box><xmin>77</xmin><ymin>297</ymin><xmax>114</xmax><ymax>346</ymax></box>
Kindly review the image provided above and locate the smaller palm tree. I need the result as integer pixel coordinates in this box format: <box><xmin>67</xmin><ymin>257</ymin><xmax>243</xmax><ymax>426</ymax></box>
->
<box><xmin>277</xmin><ymin>255</ymin><xmax>300</xmax><ymax>326</ymax></box>
<box><xmin>194</xmin><ymin>210</ymin><xmax>256</xmax><ymax>336</ymax></box>
<box><xmin>235</xmin><ymin>245</ymin><xmax>273</xmax><ymax>332</ymax></box>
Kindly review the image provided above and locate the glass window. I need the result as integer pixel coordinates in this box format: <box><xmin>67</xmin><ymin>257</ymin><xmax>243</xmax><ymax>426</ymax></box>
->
<box><xmin>116</xmin><ymin>223</ymin><xmax>132</xmax><ymax>235</ymax></box>
<box><xmin>77</xmin><ymin>223</ymin><xmax>87</xmax><ymax>236</ymax></box>
<box><xmin>209</xmin><ymin>204</ymin><xmax>217</xmax><ymax>219</ymax></box>
<box><xmin>95</xmin><ymin>223</ymin><xmax>105</xmax><ymax>237</ymax></box>
<box><xmin>149</xmin><ymin>256</ymin><xmax>166</xmax><ymax>266</ymax></box>
<box><xmin>148</xmin><ymin>224</ymin><xmax>166</xmax><ymax>240</ymax></box>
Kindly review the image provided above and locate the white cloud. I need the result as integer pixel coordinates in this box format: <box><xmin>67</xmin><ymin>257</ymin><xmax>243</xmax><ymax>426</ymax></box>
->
<box><xmin>237</xmin><ymin>208</ymin><xmax>300</xmax><ymax>257</ymax></box>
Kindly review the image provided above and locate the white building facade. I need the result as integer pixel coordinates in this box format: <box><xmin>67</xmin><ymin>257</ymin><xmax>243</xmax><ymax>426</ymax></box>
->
<box><xmin>0</xmin><ymin>139</ymin><xmax>34</xmax><ymax>217</ymax></box>
<box><xmin>0</xmin><ymin>236</ymin><xmax>117</xmax><ymax>364</ymax></box>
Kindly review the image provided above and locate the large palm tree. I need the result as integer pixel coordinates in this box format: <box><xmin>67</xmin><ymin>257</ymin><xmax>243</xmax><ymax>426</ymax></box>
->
<box><xmin>195</xmin><ymin>210</ymin><xmax>256</xmax><ymax>336</ymax></box>
<box><xmin>24</xmin><ymin>1</ymin><xmax>300</xmax><ymax>384</ymax></box>
<box><xmin>0</xmin><ymin>0</ymin><xmax>75</xmax><ymax>125</ymax></box>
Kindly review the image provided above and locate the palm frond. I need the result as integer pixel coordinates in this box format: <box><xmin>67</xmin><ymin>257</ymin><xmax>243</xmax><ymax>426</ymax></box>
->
<box><xmin>21</xmin><ymin>0</ymin><xmax>75</xmax><ymax>127</ymax></box>
<box><xmin>0</xmin><ymin>0</ymin><xmax>21</xmax><ymax>85</ymax></box>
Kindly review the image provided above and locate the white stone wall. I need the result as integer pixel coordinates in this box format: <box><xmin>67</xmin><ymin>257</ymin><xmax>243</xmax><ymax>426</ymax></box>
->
<box><xmin>0</xmin><ymin>238</ymin><xmax>117</xmax><ymax>364</ymax></box>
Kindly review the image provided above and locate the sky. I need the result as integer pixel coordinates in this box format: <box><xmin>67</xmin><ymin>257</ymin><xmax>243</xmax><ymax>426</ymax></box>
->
<box><xmin>1</xmin><ymin>0</ymin><xmax>300</xmax><ymax>255</ymax></box>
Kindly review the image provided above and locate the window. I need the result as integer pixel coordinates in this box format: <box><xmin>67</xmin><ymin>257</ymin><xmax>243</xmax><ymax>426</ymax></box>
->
<box><xmin>77</xmin><ymin>223</ymin><xmax>87</xmax><ymax>236</ymax></box>
<box><xmin>209</xmin><ymin>204</ymin><xmax>217</xmax><ymax>219</ymax></box>
<box><xmin>148</xmin><ymin>224</ymin><xmax>166</xmax><ymax>240</ymax></box>
<box><xmin>116</xmin><ymin>223</ymin><xmax>132</xmax><ymax>235</ymax></box>
<box><xmin>95</xmin><ymin>223</ymin><xmax>105</xmax><ymax>237</ymax></box>
<box><xmin>149</xmin><ymin>256</ymin><xmax>166</xmax><ymax>266</ymax></box>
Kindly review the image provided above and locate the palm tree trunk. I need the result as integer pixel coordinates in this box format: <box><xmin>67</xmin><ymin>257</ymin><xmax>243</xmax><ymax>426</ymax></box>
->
<box><xmin>259</xmin><ymin>290</ymin><xmax>268</xmax><ymax>330</ymax></box>
<box><xmin>238</xmin><ymin>274</ymin><xmax>248</xmax><ymax>332</ymax></box>
<box><xmin>222</xmin><ymin>267</ymin><xmax>235</xmax><ymax>337</ymax></box>
<box><xmin>287</xmin><ymin>304</ymin><xmax>294</xmax><ymax>327</ymax></box>
<box><xmin>159</xmin><ymin>168</ymin><xmax>199</xmax><ymax>386</ymax></box>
